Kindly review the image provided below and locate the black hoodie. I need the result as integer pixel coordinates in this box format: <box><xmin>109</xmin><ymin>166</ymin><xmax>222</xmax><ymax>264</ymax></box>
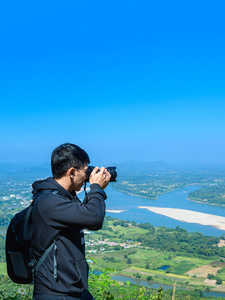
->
<box><xmin>31</xmin><ymin>177</ymin><xmax>106</xmax><ymax>296</ymax></box>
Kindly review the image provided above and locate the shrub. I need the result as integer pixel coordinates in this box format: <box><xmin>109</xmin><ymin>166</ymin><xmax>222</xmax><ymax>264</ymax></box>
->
<box><xmin>135</xmin><ymin>273</ymin><xmax>142</xmax><ymax>279</ymax></box>
<box><xmin>207</xmin><ymin>273</ymin><xmax>215</xmax><ymax>279</ymax></box>
<box><xmin>145</xmin><ymin>263</ymin><xmax>150</xmax><ymax>269</ymax></box>
<box><xmin>216</xmin><ymin>277</ymin><xmax>222</xmax><ymax>285</ymax></box>
<box><xmin>127</xmin><ymin>258</ymin><xmax>132</xmax><ymax>264</ymax></box>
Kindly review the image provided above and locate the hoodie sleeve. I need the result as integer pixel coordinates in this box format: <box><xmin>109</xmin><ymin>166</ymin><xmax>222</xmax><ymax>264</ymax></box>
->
<box><xmin>82</xmin><ymin>184</ymin><xmax>107</xmax><ymax>230</ymax></box>
<box><xmin>36</xmin><ymin>184</ymin><xmax>106</xmax><ymax>230</ymax></box>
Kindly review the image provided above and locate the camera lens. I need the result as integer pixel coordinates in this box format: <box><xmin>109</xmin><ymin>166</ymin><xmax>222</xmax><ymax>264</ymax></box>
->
<box><xmin>85</xmin><ymin>166</ymin><xmax>117</xmax><ymax>182</ymax></box>
<box><xmin>106</xmin><ymin>167</ymin><xmax>117</xmax><ymax>182</ymax></box>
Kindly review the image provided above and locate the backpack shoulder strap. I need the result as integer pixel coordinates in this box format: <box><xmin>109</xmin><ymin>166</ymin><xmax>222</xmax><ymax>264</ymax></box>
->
<box><xmin>35</xmin><ymin>229</ymin><xmax>62</xmax><ymax>279</ymax></box>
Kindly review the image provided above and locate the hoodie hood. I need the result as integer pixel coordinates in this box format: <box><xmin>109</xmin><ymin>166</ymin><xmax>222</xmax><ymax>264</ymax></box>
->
<box><xmin>32</xmin><ymin>177</ymin><xmax>74</xmax><ymax>200</ymax></box>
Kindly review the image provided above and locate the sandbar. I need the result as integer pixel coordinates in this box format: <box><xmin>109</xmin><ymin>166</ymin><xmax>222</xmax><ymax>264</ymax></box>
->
<box><xmin>106</xmin><ymin>209</ymin><xmax>126</xmax><ymax>213</ymax></box>
<box><xmin>138</xmin><ymin>206</ymin><xmax>225</xmax><ymax>231</ymax></box>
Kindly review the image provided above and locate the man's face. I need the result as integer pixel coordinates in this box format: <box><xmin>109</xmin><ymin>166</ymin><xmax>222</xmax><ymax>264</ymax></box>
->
<box><xmin>72</xmin><ymin>163</ymin><xmax>88</xmax><ymax>191</ymax></box>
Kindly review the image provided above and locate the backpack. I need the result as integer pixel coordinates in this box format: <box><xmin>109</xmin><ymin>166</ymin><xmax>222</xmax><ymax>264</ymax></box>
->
<box><xmin>5</xmin><ymin>190</ymin><xmax>60</xmax><ymax>284</ymax></box>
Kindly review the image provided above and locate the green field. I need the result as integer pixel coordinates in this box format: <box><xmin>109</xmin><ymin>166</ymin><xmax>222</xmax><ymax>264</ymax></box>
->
<box><xmin>87</xmin><ymin>218</ymin><xmax>225</xmax><ymax>292</ymax></box>
<box><xmin>0</xmin><ymin>262</ymin><xmax>7</xmax><ymax>275</ymax></box>
<box><xmin>90</xmin><ymin>246</ymin><xmax>214</xmax><ymax>287</ymax></box>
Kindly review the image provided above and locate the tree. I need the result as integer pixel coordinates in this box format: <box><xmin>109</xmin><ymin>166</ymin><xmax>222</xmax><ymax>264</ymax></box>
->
<box><xmin>216</xmin><ymin>277</ymin><xmax>222</xmax><ymax>285</ymax></box>
<box><xmin>135</xmin><ymin>273</ymin><xmax>142</xmax><ymax>278</ymax></box>
<box><xmin>207</xmin><ymin>273</ymin><xmax>215</xmax><ymax>279</ymax></box>
<box><xmin>127</xmin><ymin>258</ymin><xmax>132</xmax><ymax>264</ymax></box>
<box><xmin>145</xmin><ymin>263</ymin><xmax>150</xmax><ymax>269</ymax></box>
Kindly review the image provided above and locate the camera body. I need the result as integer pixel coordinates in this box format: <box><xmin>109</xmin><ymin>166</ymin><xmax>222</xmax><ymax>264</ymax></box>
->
<box><xmin>85</xmin><ymin>166</ymin><xmax>117</xmax><ymax>182</ymax></box>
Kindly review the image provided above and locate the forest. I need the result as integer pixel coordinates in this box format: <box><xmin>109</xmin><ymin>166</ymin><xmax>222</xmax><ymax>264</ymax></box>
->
<box><xmin>188</xmin><ymin>184</ymin><xmax>225</xmax><ymax>206</ymax></box>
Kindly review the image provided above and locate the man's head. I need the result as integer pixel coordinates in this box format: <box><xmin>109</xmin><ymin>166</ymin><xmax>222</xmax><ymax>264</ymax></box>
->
<box><xmin>51</xmin><ymin>143</ymin><xmax>90</xmax><ymax>180</ymax></box>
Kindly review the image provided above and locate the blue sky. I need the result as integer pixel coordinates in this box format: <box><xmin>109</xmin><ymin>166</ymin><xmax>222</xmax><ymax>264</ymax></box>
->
<box><xmin>0</xmin><ymin>0</ymin><xmax>225</xmax><ymax>165</ymax></box>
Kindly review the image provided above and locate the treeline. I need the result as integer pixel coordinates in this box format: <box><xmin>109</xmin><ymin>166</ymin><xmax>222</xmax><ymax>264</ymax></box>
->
<box><xmin>138</xmin><ymin>226</ymin><xmax>225</xmax><ymax>258</ymax></box>
<box><xmin>107</xmin><ymin>218</ymin><xmax>225</xmax><ymax>259</ymax></box>
<box><xmin>188</xmin><ymin>184</ymin><xmax>225</xmax><ymax>206</ymax></box>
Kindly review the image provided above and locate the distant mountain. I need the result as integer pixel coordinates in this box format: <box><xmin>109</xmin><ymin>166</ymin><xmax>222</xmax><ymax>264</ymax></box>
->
<box><xmin>0</xmin><ymin>163</ymin><xmax>51</xmax><ymax>181</ymax></box>
<box><xmin>116</xmin><ymin>160</ymin><xmax>171</xmax><ymax>176</ymax></box>
<box><xmin>115</xmin><ymin>160</ymin><xmax>225</xmax><ymax>178</ymax></box>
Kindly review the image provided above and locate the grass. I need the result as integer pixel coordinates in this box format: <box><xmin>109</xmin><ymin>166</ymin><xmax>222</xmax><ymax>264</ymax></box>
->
<box><xmin>90</xmin><ymin>247</ymin><xmax>209</xmax><ymax>287</ymax></box>
<box><xmin>131</xmin><ymin>266</ymin><xmax>190</xmax><ymax>279</ymax></box>
<box><xmin>0</xmin><ymin>262</ymin><xmax>7</xmax><ymax>275</ymax></box>
<box><xmin>169</xmin><ymin>262</ymin><xmax>197</xmax><ymax>274</ymax></box>
<box><xmin>172</xmin><ymin>255</ymin><xmax>214</xmax><ymax>265</ymax></box>
<box><xmin>90</xmin><ymin>247</ymin><xmax>173</xmax><ymax>271</ymax></box>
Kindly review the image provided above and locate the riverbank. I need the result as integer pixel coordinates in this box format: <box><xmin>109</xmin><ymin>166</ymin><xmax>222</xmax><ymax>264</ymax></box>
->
<box><xmin>112</xmin><ymin>274</ymin><xmax>225</xmax><ymax>298</ymax></box>
<box><xmin>138</xmin><ymin>206</ymin><xmax>225</xmax><ymax>231</ymax></box>
<box><xmin>187</xmin><ymin>197</ymin><xmax>225</xmax><ymax>207</ymax></box>
<box><xmin>112</xmin><ymin>187</ymin><xmax>158</xmax><ymax>199</ymax></box>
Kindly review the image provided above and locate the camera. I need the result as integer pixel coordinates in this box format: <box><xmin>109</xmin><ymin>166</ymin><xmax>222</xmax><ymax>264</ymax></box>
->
<box><xmin>85</xmin><ymin>166</ymin><xmax>117</xmax><ymax>182</ymax></box>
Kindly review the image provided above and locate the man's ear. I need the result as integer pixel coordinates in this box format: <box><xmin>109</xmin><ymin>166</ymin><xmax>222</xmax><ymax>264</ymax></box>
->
<box><xmin>67</xmin><ymin>167</ymin><xmax>76</xmax><ymax>178</ymax></box>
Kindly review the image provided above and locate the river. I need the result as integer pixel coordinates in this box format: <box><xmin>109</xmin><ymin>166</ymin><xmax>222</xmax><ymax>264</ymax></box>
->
<box><xmin>102</xmin><ymin>184</ymin><xmax>225</xmax><ymax>237</ymax></box>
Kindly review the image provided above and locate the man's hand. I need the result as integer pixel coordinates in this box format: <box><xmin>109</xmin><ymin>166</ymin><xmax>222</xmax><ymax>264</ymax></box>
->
<box><xmin>89</xmin><ymin>167</ymin><xmax>111</xmax><ymax>190</ymax></box>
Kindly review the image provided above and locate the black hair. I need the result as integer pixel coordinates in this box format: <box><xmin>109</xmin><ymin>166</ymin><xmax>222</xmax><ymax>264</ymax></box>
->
<box><xmin>51</xmin><ymin>143</ymin><xmax>90</xmax><ymax>179</ymax></box>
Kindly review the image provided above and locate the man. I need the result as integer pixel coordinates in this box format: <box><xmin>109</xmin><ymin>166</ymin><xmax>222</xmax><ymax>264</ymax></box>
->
<box><xmin>31</xmin><ymin>143</ymin><xmax>111</xmax><ymax>300</ymax></box>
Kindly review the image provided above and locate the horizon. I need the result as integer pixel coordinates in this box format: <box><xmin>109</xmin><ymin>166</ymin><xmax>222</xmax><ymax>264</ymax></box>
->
<box><xmin>1</xmin><ymin>0</ymin><xmax>225</xmax><ymax>165</ymax></box>
<box><xmin>1</xmin><ymin>160</ymin><xmax>225</xmax><ymax>169</ymax></box>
